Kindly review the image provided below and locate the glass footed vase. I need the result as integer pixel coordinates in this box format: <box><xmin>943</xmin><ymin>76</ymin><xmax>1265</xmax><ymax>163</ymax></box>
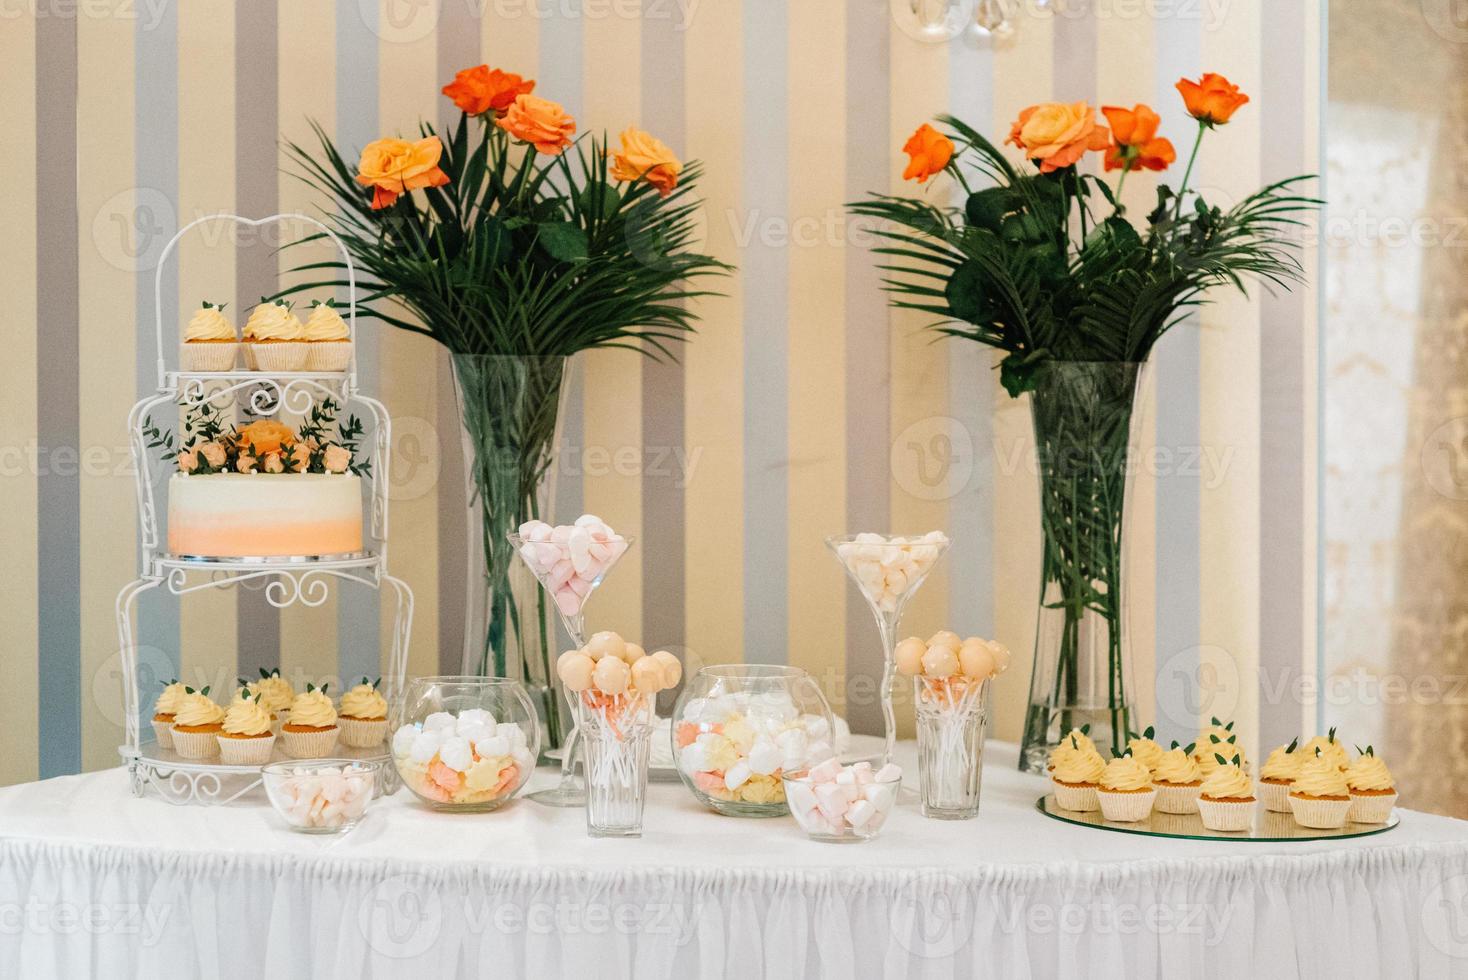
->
<box><xmin>508</xmin><ymin>527</ymin><xmax>633</xmax><ymax>807</ymax></box>
<box><xmin>826</xmin><ymin>533</ymin><xmax>951</xmax><ymax>766</ymax></box>
<box><xmin>1018</xmin><ymin>361</ymin><xmax>1143</xmax><ymax>774</ymax></box>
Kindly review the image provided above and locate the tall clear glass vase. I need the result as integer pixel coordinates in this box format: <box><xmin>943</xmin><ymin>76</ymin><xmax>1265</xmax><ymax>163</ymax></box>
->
<box><xmin>1018</xmin><ymin>361</ymin><xmax>1144</xmax><ymax>774</ymax></box>
<box><xmin>451</xmin><ymin>354</ymin><xmax>573</xmax><ymax>747</ymax></box>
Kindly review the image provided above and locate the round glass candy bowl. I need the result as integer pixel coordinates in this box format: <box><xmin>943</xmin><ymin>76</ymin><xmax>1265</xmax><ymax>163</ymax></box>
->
<box><xmin>671</xmin><ymin>664</ymin><xmax>836</xmax><ymax>817</ymax></box>
<box><xmin>391</xmin><ymin>677</ymin><xmax>540</xmax><ymax>811</ymax></box>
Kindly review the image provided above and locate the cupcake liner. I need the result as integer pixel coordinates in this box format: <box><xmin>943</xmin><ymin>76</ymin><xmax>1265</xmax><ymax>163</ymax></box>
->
<box><xmin>217</xmin><ymin>733</ymin><xmax>277</xmax><ymax>765</ymax></box>
<box><xmin>171</xmin><ymin>727</ymin><xmax>222</xmax><ymax>760</ymax></box>
<box><xmin>1349</xmin><ymin>790</ymin><xmax>1397</xmax><ymax>824</ymax></box>
<box><xmin>338</xmin><ymin>716</ymin><xmax>388</xmax><ymax>748</ymax></box>
<box><xmin>305</xmin><ymin>341</ymin><xmax>353</xmax><ymax>373</ymax></box>
<box><xmin>1098</xmin><ymin>788</ymin><xmax>1156</xmax><ymax>823</ymax></box>
<box><xmin>1153</xmin><ymin>781</ymin><xmax>1203</xmax><ymax>814</ymax></box>
<box><xmin>250</xmin><ymin>342</ymin><xmax>309</xmax><ymax>372</ymax></box>
<box><xmin>151</xmin><ymin>719</ymin><xmax>175</xmax><ymax>750</ymax></box>
<box><xmin>1197</xmin><ymin>796</ymin><xmax>1256</xmax><ymax>832</ymax></box>
<box><xmin>242</xmin><ymin>343</ymin><xmax>258</xmax><ymax>370</ymax></box>
<box><xmin>180</xmin><ymin>342</ymin><xmax>238</xmax><ymax>372</ymax></box>
<box><xmin>1258</xmin><ymin>778</ymin><xmax>1294</xmax><ymax>813</ymax></box>
<box><xmin>1052</xmin><ymin>780</ymin><xmax>1099</xmax><ymax>812</ymax></box>
<box><xmin>282</xmin><ymin>726</ymin><xmax>340</xmax><ymax>759</ymax></box>
<box><xmin>1288</xmin><ymin>793</ymin><xmax>1352</xmax><ymax>829</ymax></box>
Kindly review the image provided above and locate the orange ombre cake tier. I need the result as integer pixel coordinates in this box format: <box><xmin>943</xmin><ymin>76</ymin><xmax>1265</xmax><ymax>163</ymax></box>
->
<box><xmin>167</xmin><ymin>473</ymin><xmax>362</xmax><ymax>558</ymax></box>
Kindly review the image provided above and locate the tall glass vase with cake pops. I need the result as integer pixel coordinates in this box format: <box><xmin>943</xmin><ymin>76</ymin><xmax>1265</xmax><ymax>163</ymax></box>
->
<box><xmin>826</xmin><ymin>532</ymin><xmax>950</xmax><ymax>766</ymax></box>
<box><xmin>509</xmin><ymin>516</ymin><xmax>632</xmax><ymax>807</ymax></box>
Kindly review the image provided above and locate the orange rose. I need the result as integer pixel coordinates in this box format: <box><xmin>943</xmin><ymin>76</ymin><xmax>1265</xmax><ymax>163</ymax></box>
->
<box><xmin>236</xmin><ymin>453</ymin><xmax>258</xmax><ymax>474</ymax></box>
<box><xmin>1101</xmin><ymin>104</ymin><xmax>1176</xmax><ymax>172</ymax></box>
<box><xmin>198</xmin><ymin>441</ymin><xmax>227</xmax><ymax>468</ymax></box>
<box><xmin>322</xmin><ymin>444</ymin><xmax>352</xmax><ymax>474</ymax></box>
<box><xmin>1176</xmin><ymin>73</ymin><xmax>1249</xmax><ymax>126</ymax></box>
<box><xmin>262</xmin><ymin>453</ymin><xmax>285</xmax><ymax>475</ymax></box>
<box><xmin>178</xmin><ymin>449</ymin><xmax>198</xmax><ymax>473</ymax></box>
<box><xmin>355</xmin><ymin>136</ymin><xmax>451</xmax><ymax>210</ymax></box>
<box><xmin>495</xmin><ymin>94</ymin><xmax>576</xmax><ymax>155</ymax></box>
<box><xmin>901</xmin><ymin>123</ymin><xmax>954</xmax><ymax>183</ymax></box>
<box><xmin>609</xmin><ymin>128</ymin><xmax>682</xmax><ymax>197</ymax></box>
<box><xmin>442</xmin><ymin>65</ymin><xmax>534</xmax><ymax>117</ymax></box>
<box><xmin>1005</xmin><ymin>102</ymin><xmax>1110</xmax><ymax>173</ymax></box>
<box><xmin>237</xmin><ymin>419</ymin><xmax>295</xmax><ymax>458</ymax></box>
<box><xmin>288</xmin><ymin>442</ymin><xmax>312</xmax><ymax>473</ymax></box>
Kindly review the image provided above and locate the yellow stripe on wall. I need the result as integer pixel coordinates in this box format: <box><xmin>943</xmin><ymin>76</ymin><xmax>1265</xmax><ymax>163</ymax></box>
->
<box><xmin>1199</xmin><ymin>2</ymin><xmax>1263</xmax><ymax>753</ymax></box>
<box><xmin>576</xmin><ymin>5</ymin><xmax>645</xmax><ymax>643</ymax></box>
<box><xmin>277</xmin><ymin>0</ymin><xmax>340</xmax><ymax>686</ymax></box>
<box><xmin>1297</xmin><ymin>2</ymin><xmax>1323</xmax><ymax>739</ymax></box>
<box><xmin>377</xmin><ymin>0</ymin><xmax>444</xmax><ymax>680</ymax></box>
<box><xmin>682</xmin><ymin>0</ymin><xmax>745</xmax><ymax>666</ymax></box>
<box><xmin>78</xmin><ymin>3</ymin><xmax>138</xmax><ymax>770</ymax></box>
<box><xmin>176</xmin><ymin>0</ymin><xmax>239</xmax><ymax>699</ymax></box>
<box><xmin>989</xmin><ymin>16</ymin><xmax>1055</xmax><ymax>743</ymax></box>
<box><xmin>0</xmin><ymin>9</ymin><xmax>39</xmax><ymax>785</ymax></box>
<box><xmin>786</xmin><ymin>0</ymin><xmax>848</xmax><ymax>692</ymax></box>
<box><xmin>483</xmin><ymin>3</ymin><xmax>539</xmax><ymax>72</ymax></box>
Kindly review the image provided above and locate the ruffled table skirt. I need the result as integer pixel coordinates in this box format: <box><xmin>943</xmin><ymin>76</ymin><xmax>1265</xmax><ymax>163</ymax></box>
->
<box><xmin>1</xmin><ymin>742</ymin><xmax>1465</xmax><ymax>979</ymax></box>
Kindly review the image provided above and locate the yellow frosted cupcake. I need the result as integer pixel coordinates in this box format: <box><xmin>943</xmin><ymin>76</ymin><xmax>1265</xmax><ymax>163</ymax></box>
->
<box><xmin>1126</xmin><ymin>725</ymin><xmax>1164</xmax><ymax>772</ymax></box>
<box><xmin>170</xmin><ymin>687</ymin><xmax>225</xmax><ymax>759</ymax></box>
<box><xmin>302</xmin><ymin>299</ymin><xmax>353</xmax><ymax>372</ymax></box>
<box><xmin>1258</xmin><ymin>738</ymin><xmax>1304</xmax><ymax>812</ymax></box>
<box><xmin>1345</xmin><ymin>746</ymin><xmax>1397</xmax><ymax>824</ymax></box>
<box><xmin>1301</xmin><ymin>728</ymin><xmax>1349</xmax><ymax>771</ymax></box>
<box><xmin>180</xmin><ymin>301</ymin><xmax>237</xmax><ymax>371</ymax></box>
<box><xmin>1152</xmin><ymin>741</ymin><xmax>1205</xmax><ymax>814</ymax></box>
<box><xmin>1289</xmin><ymin>747</ymin><xmax>1352</xmax><ymax>829</ymax></box>
<box><xmin>1196</xmin><ymin>752</ymin><xmax>1255</xmax><ymax>831</ymax></box>
<box><xmin>1047</xmin><ymin>726</ymin><xmax>1097</xmax><ymax>772</ymax></box>
<box><xmin>150</xmin><ymin>678</ymin><xmax>187</xmax><ymax>749</ymax></box>
<box><xmin>337</xmin><ymin>676</ymin><xmax>389</xmax><ymax>748</ymax></box>
<box><xmin>1097</xmin><ymin>752</ymin><xmax>1156</xmax><ymax>822</ymax></box>
<box><xmin>1050</xmin><ymin>738</ymin><xmax>1106</xmax><ymax>812</ymax></box>
<box><xmin>282</xmin><ymin>683</ymin><xmax>339</xmax><ymax>758</ymax></box>
<box><xmin>1195</xmin><ymin>730</ymin><xmax>1247</xmax><ymax>778</ymax></box>
<box><xmin>243</xmin><ymin>299</ymin><xmax>306</xmax><ymax>371</ymax></box>
<box><xmin>251</xmin><ymin>668</ymin><xmax>294</xmax><ymax>735</ymax></box>
<box><xmin>217</xmin><ymin>689</ymin><xmax>277</xmax><ymax>764</ymax></box>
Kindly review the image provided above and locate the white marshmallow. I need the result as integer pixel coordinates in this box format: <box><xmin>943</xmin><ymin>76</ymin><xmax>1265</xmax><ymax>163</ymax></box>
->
<box><xmin>807</xmin><ymin>758</ymin><xmax>842</xmax><ymax>783</ymax></box>
<box><xmin>747</xmin><ymin>739</ymin><xmax>782</xmax><ymax>776</ymax></box>
<box><xmin>391</xmin><ymin>724</ymin><xmax>419</xmax><ymax>757</ymax></box>
<box><xmin>724</xmin><ymin>760</ymin><xmax>752</xmax><ymax>791</ymax></box>
<box><xmin>438</xmin><ymin>736</ymin><xmax>474</xmax><ymax>772</ymax></box>
<box><xmin>423</xmin><ymin>711</ymin><xmax>456</xmax><ymax>732</ymax></box>
<box><xmin>409</xmin><ymin>729</ymin><xmax>443</xmax><ymax>763</ymax></box>
<box><xmin>845</xmin><ymin>799</ymin><xmax>878</xmax><ymax>828</ymax></box>
<box><xmin>475</xmin><ymin>734</ymin><xmax>510</xmax><ymax>759</ymax></box>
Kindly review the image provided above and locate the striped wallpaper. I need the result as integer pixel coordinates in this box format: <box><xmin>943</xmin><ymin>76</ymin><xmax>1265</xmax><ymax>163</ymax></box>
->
<box><xmin>1</xmin><ymin>0</ymin><xmax>1323</xmax><ymax>784</ymax></box>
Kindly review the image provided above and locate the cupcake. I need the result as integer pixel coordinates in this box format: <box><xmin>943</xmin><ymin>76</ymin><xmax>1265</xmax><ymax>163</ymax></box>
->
<box><xmin>1258</xmin><ymin>738</ymin><xmax>1303</xmax><ymax>812</ymax></box>
<box><xmin>337</xmin><ymin>676</ymin><xmax>389</xmax><ymax>748</ymax></box>
<box><xmin>243</xmin><ymin>299</ymin><xmax>306</xmax><ymax>371</ymax></box>
<box><xmin>1047</xmin><ymin>726</ymin><xmax>1096</xmax><ymax>772</ymax></box>
<box><xmin>1097</xmin><ymin>752</ymin><xmax>1156</xmax><ymax>822</ymax></box>
<box><xmin>251</xmin><ymin>668</ymin><xmax>294</xmax><ymax>736</ymax></box>
<box><xmin>150</xmin><ymin>678</ymin><xmax>187</xmax><ymax>749</ymax></box>
<box><xmin>1196</xmin><ymin>752</ymin><xmax>1255</xmax><ymax>831</ymax></box>
<box><xmin>217</xmin><ymin>690</ymin><xmax>277</xmax><ymax>764</ymax></box>
<box><xmin>302</xmin><ymin>299</ymin><xmax>353</xmax><ymax>372</ymax></box>
<box><xmin>170</xmin><ymin>687</ymin><xmax>225</xmax><ymax>759</ymax></box>
<box><xmin>1345</xmin><ymin>746</ymin><xmax>1397</xmax><ymax>824</ymax></box>
<box><xmin>1151</xmin><ymin>741</ymin><xmax>1205</xmax><ymax>814</ymax></box>
<box><xmin>1301</xmin><ymin>728</ymin><xmax>1349</xmax><ymax>771</ymax></box>
<box><xmin>1288</xmin><ymin>748</ymin><xmax>1353</xmax><ymax>829</ymax></box>
<box><xmin>1195</xmin><ymin>731</ymin><xmax>1247</xmax><ymax>778</ymax></box>
<box><xmin>1125</xmin><ymin>725</ymin><xmax>1164</xmax><ymax>772</ymax></box>
<box><xmin>179</xmin><ymin>301</ymin><xmax>238</xmax><ymax>371</ymax></box>
<box><xmin>1050</xmin><ymin>738</ymin><xmax>1106</xmax><ymax>812</ymax></box>
<box><xmin>282</xmin><ymin>683</ymin><xmax>339</xmax><ymax>758</ymax></box>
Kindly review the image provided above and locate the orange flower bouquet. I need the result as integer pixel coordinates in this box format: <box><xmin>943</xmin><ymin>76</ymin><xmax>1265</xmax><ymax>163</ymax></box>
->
<box><xmin>275</xmin><ymin>65</ymin><xmax>726</xmax><ymax>716</ymax></box>
<box><xmin>852</xmin><ymin>75</ymin><xmax>1318</xmax><ymax>773</ymax></box>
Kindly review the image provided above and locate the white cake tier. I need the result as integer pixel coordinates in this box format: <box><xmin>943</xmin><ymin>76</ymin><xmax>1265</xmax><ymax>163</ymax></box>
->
<box><xmin>166</xmin><ymin>473</ymin><xmax>363</xmax><ymax>558</ymax></box>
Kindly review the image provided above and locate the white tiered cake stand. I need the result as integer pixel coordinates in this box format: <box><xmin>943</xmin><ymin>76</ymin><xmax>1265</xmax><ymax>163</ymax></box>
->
<box><xmin>114</xmin><ymin>212</ymin><xmax>414</xmax><ymax>806</ymax></box>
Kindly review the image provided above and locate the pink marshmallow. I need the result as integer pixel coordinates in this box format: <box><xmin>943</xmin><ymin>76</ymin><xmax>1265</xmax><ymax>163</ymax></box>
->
<box><xmin>874</xmin><ymin>763</ymin><xmax>903</xmax><ymax>784</ymax></box>
<box><xmin>807</xmin><ymin>758</ymin><xmax>842</xmax><ymax>783</ymax></box>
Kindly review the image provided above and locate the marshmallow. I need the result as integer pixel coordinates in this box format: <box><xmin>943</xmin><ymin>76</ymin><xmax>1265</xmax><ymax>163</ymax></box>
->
<box><xmin>748</xmin><ymin>739</ymin><xmax>782</xmax><ymax>776</ymax></box>
<box><xmin>409</xmin><ymin>729</ymin><xmax>443</xmax><ymax>763</ymax></box>
<box><xmin>787</xmin><ymin>761</ymin><xmax>902</xmax><ymax>840</ymax></box>
<box><xmin>423</xmin><ymin>712</ymin><xmax>456</xmax><ymax>732</ymax></box>
<box><xmin>438</xmin><ymin>736</ymin><xmax>474</xmax><ymax>773</ymax></box>
<box><xmin>391</xmin><ymin>724</ymin><xmax>419</xmax><ymax>757</ymax></box>
<box><xmin>475</xmin><ymin>734</ymin><xmax>510</xmax><ymax>759</ymax></box>
<box><xmin>515</xmin><ymin>516</ymin><xmax>628</xmax><ymax>617</ymax></box>
<box><xmin>724</xmin><ymin>760</ymin><xmax>752</xmax><ymax>791</ymax></box>
<box><xmin>845</xmin><ymin>799</ymin><xmax>877</xmax><ymax>828</ymax></box>
<box><xmin>835</xmin><ymin>532</ymin><xmax>949</xmax><ymax>610</ymax></box>
<box><xmin>807</xmin><ymin>757</ymin><xmax>843</xmax><ymax>783</ymax></box>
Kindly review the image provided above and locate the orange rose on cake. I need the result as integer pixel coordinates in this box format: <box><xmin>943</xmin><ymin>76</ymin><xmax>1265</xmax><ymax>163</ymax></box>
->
<box><xmin>1005</xmin><ymin>102</ymin><xmax>1110</xmax><ymax>173</ymax></box>
<box><xmin>355</xmin><ymin>136</ymin><xmax>450</xmax><ymax>210</ymax></box>
<box><xmin>237</xmin><ymin>419</ymin><xmax>295</xmax><ymax>459</ymax></box>
<box><xmin>496</xmin><ymin>94</ymin><xmax>576</xmax><ymax>155</ymax></box>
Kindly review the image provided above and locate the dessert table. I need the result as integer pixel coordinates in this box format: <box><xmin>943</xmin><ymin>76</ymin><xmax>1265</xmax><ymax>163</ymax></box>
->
<box><xmin>1</xmin><ymin>741</ymin><xmax>1465</xmax><ymax>979</ymax></box>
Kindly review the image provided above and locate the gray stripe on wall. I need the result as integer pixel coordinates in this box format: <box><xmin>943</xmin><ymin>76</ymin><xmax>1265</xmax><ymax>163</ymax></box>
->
<box><xmin>1259</xmin><ymin>1</ymin><xmax>1308</xmax><ymax>749</ymax></box>
<box><xmin>235</xmin><ymin>0</ymin><xmax>281</xmax><ymax>676</ymax></box>
<box><xmin>844</xmin><ymin>0</ymin><xmax>891</xmax><ymax>733</ymax></box>
<box><xmin>134</xmin><ymin>0</ymin><xmax>181</xmax><ymax>739</ymax></box>
<box><xmin>36</xmin><ymin>14</ymin><xmax>80</xmax><ymax>778</ymax></box>
<box><xmin>436</xmin><ymin>0</ymin><xmax>480</xmax><ymax>675</ymax></box>
<box><xmin>742</xmin><ymin>0</ymin><xmax>789</xmax><ymax>666</ymax></box>
<box><xmin>640</xmin><ymin>8</ymin><xmax>687</xmax><ymax>653</ymax></box>
<box><xmin>1151</xmin><ymin>16</ymin><xmax>1201</xmax><ymax>750</ymax></box>
<box><xmin>946</xmin><ymin>32</ymin><xmax>995</xmax><ymax>639</ymax></box>
<box><xmin>336</xmin><ymin>0</ymin><xmax>382</xmax><ymax>683</ymax></box>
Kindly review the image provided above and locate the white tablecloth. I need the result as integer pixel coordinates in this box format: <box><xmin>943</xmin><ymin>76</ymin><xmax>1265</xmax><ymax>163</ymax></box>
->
<box><xmin>1</xmin><ymin>740</ymin><xmax>1466</xmax><ymax>979</ymax></box>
